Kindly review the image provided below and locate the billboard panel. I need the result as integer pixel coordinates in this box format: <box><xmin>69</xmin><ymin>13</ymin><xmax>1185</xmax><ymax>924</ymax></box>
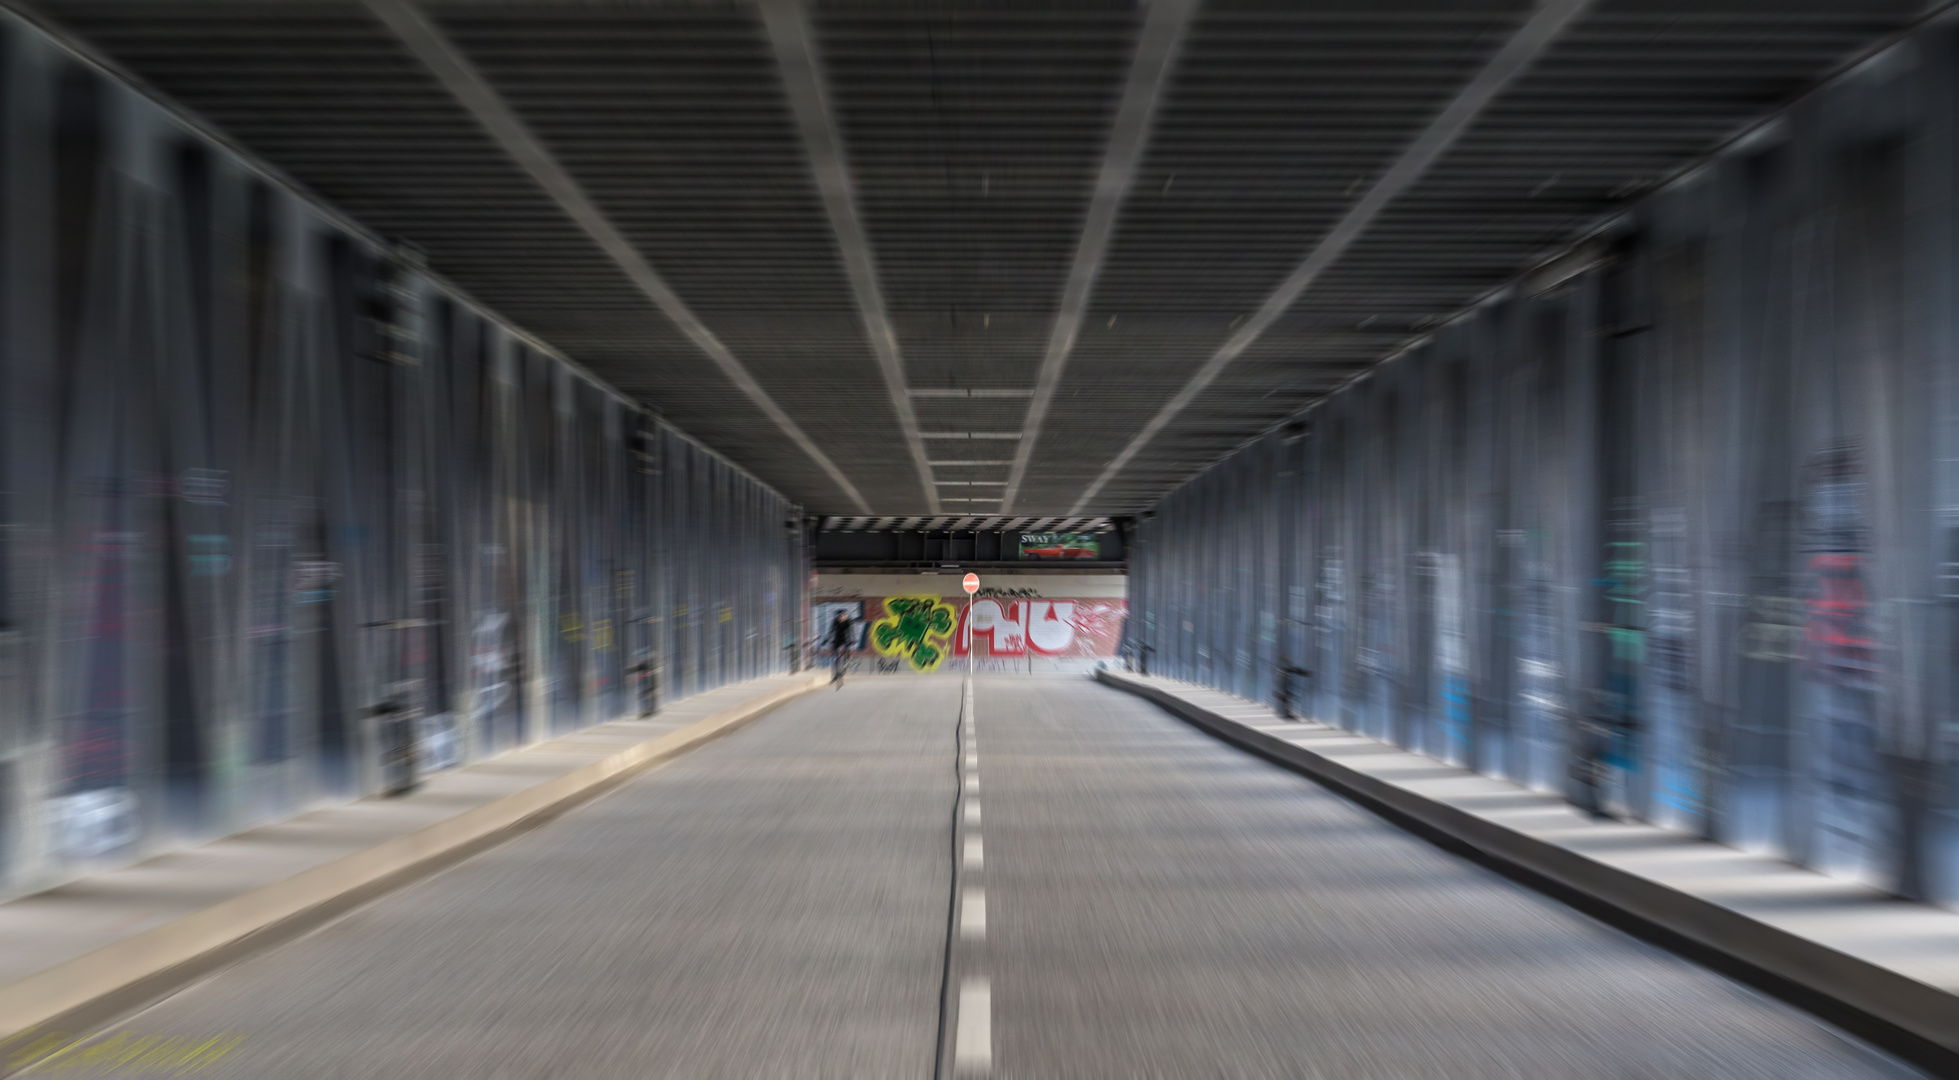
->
<box><xmin>1018</xmin><ymin>532</ymin><xmax>1101</xmax><ymax>560</ymax></box>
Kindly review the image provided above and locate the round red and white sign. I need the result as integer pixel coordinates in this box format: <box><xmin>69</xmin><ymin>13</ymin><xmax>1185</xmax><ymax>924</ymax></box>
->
<box><xmin>962</xmin><ymin>572</ymin><xmax>980</xmax><ymax>595</ymax></box>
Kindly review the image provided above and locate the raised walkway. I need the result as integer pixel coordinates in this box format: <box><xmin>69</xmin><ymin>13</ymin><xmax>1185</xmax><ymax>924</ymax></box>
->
<box><xmin>1095</xmin><ymin>668</ymin><xmax>1959</xmax><ymax>1075</ymax></box>
<box><xmin>0</xmin><ymin>671</ymin><xmax>824</xmax><ymax>1067</ymax></box>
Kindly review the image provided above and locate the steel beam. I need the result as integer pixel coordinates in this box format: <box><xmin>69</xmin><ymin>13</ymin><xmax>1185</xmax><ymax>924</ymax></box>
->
<box><xmin>1069</xmin><ymin>0</ymin><xmax>1597</xmax><ymax>513</ymax></box>
<box><xmin>760</xmin><ymin>0</ymin><xmax>938</xmax><ymax>513</ymax></box>
<box><xmin>1001</xmin><ymin>0</ymin><xmax>1197</xmax><ymax>514</ymax></box>
<box><xmin>362</xmin><ymin>0</ymin><xmax>873</xmax><ymax>514</ymax></box>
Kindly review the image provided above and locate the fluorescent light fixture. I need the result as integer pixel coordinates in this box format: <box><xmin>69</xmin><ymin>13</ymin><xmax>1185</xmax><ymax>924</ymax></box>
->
<box><xmin>909</xmin><ymin>388</ymin><xmax>1035</xmax><ymax>398</ymax></box>
<box><xmin>929</xmin><ymin>460</ymin><xmax>1012</xmax><ymax>466</ymax></box>
<box><xmin>920</xmin><ymin>432</ymin><xmax>1024</xmax><ymax>440</ymax></box>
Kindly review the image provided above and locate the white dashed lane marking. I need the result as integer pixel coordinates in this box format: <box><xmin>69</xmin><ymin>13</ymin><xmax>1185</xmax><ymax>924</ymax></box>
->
<box><xmin>952</xmin><ymin>676</ymin><xmax>989</xmax><ymax>1076</ymax></box>
<box><xmin>954</xmin><ymin>977</ymin><xmax>991</xmax><ymax>1074</ymax></box>
<box><xmin>960</xmin><ymin>887</ymin><xmax>986</xmax><ymax>940</ymax></box>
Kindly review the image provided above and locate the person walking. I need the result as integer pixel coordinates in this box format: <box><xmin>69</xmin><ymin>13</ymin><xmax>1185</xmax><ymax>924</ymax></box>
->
<box><xmin>826</xmin><ymin>609</ymin><xmax>855</xmax><ymax>688</ymax></box>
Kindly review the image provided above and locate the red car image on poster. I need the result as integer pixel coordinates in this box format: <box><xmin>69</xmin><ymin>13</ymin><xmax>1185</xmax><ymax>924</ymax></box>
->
<box><xmin>1021</xmin><ymin>543</ymin><xmax>1098</xmax><ymax>559</ymax></box>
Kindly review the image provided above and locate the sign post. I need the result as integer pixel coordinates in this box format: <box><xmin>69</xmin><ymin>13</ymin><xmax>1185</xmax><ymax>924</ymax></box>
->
<box><xmin>962</xmin><ymin>573</ymin><xmax>979</xmax><ymax>660</ymax></box>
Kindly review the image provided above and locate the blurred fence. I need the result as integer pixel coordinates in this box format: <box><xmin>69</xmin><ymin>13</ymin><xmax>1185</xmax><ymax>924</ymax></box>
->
<box><xmin>1126</xmin><ymin>33</ymin><xmax>1959</xmax><ymax>905</ymax></box>
<box><xmin>0</xmin><ymin>20</ymin><xmax>806</xmax><ymax>897</ymax></box>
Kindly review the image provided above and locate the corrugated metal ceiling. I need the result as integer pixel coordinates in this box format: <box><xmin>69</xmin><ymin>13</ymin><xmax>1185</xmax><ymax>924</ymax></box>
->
<box><xmin>25</xmin><ymin>0</ymin><xmax>1934</xmax><ymax>514</ymax></box>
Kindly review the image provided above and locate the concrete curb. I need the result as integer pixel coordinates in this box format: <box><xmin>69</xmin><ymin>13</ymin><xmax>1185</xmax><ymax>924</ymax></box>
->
<box><xmin>0</xmin><ymin>672</ymin><xmax>827</xmax><ymax>1050</ymax></box>
<box><xmin>1094</xmin><ymin>668</ymin><xmax>1959</xmax><ymax>1074</ymax></box>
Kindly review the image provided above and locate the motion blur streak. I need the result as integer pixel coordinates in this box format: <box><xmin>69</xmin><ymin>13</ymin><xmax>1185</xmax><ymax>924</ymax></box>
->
<box><xmin>0</xmin><ymin>0</ymin><xmax>1953</xmax><ymax>1076</ymax></box>
<box><xmin>30</xmin><ymin>678</ymin><xmax>1917</xmax><ymax>1079</ymax></box>
<box><xmin>0</xmin><ymin>12</ymin><xmax>807</xmax><ymax>900</ymax></box>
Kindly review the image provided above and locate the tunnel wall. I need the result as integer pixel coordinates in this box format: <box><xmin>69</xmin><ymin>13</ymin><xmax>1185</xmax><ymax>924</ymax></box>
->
<box><xmin>0</xmin><ymin>18</ymin><xmax>805</xmax><ymax>898</ymax></box>
<box><xmin>1126</xmin><ymin>28</ymin><xmax>1959</xmax><ymax>904</ymax></box>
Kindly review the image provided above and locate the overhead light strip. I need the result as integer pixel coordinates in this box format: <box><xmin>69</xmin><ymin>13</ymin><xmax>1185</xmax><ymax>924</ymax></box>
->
<box><xmin>1002</xmin><ymin>0</ymin><xmax>1198</xmax><ymax>513</ymax></box>
<box><xmin>1069</xmin><ymin>0</ymin><xmax>1597</xmax><ymax>513</ymax></box>
<box><xmin>362</xmin><ymin>0</ymin><xmax>873</xmax><ymax>514</ymax></box>
<box><xmin>761</xmin><ymin>0</ymin><xmax>936</xmax><ymax>513</ymax></box>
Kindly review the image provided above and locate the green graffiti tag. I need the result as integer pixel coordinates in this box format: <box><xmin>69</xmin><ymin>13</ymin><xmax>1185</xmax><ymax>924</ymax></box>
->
<box><xmin>872</xmin><ymin>596</ymin><xmax>957</xmax><ymax>672</ymax></box>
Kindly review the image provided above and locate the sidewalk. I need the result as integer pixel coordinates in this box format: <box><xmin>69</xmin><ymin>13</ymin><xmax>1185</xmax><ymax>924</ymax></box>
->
<box><xmin>1095</xmin><ymin>668</ymin><xmax>1959</xmax><ymax>1074</ymax></box>
<box><xmin>0</xmin><ymin>671</ymin><xmax>826</xmax><ymax>1058</ymax></box>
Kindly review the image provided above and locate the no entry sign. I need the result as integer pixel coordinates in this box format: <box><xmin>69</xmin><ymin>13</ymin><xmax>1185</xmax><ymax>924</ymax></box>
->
<box><xmin>962</xmin><ymin>572</ymin><xmax>980</xmax><ymax>595</ymax></box>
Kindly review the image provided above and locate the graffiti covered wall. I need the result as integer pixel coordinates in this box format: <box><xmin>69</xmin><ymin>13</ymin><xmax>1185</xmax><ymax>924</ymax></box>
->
<box><xmin>812</xmin><ymin>576</ymin><xmax>1127</xmax><ymax>673</ymax></box>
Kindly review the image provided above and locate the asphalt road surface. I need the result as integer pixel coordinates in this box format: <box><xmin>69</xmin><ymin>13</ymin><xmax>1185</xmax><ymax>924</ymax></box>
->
<box><xmin>31</xmin><ymin>675</ymin><xmax>1924</xmax><ymax>1079</ymax></box>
